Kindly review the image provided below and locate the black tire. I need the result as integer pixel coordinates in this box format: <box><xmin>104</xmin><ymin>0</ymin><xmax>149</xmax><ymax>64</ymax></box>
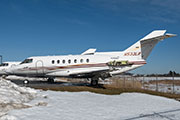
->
<box><xmin>47</xmin><ymin>78</ymin><xmax>54</xmax><ymax>83</ymax></box>
<box><xmin>2</xmin><ymin>75</ymin><xmax>7</xmax><ymax>79</ymax></box>
<box><xmin>91</xmin><ymin>80</ymin><xmax>98</xmax><ymax>86</ymax></box>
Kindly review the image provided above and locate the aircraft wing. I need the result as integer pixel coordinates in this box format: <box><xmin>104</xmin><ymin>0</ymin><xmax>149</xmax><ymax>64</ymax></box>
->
<box><xmin>81</xmin><ymin>48</ymin><xmax>96</xmax><ymax>55</ymax></box>
<box><xmin>46</xmin><ymin>67</ymin><xmax>110</xmax><ymax>78</ymax></box>
<box><xmin>68</xmin><ymin>67</ymin><xmax>110</xmax><ymax>78</ymax></box>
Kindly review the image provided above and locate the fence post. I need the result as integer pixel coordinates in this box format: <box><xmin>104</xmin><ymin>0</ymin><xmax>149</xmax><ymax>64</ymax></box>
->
<box><xmin>123</xmin><ymin>76</ymin><xmax>125</xmax><ymax>88</ymax></box>
<box><xmin>133</xmin><ymin>76</ymin><xmax>135</xmax><ymax>88</ymax></box>
<box><xmin>117</xmin><ymin>77</ymin><xmax>120</xmax><ymax>88</ymax></box>
<box><xmin>142</xmin><ymin>76</ymin><xmax>145</xmax><ymax>89</ymax></box>
<box><xmin>172</xmin><ymin>72</ymin><xmax>175</xmax><ymax>94</ymax></box>
<box><xmin>156</xmin><ymin>76</ymin><xmax>158</xmax><ymax>92</ymax></box>
<box><xmin>116</xmin><ymin>78</ymin><xmax>118</xmax><ymax>88</ymax></box>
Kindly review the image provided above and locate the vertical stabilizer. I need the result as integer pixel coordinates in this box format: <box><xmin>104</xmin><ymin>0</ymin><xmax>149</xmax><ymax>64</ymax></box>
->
<box><xmin>123</xmin><ymin>30</ymin><xmax>176</xmax><ymax>60</ymax></box>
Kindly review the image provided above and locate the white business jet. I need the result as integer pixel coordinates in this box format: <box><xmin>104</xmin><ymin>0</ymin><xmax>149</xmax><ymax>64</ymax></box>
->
<box><xmin>6</xmin><ymin>30</ymin><xmax>176</xmax><ymax>85</ymax></box>
<box><xmin>0</xmin><ymin>62</ymin><xmax>20</xmax><ymax>77</ymax></box>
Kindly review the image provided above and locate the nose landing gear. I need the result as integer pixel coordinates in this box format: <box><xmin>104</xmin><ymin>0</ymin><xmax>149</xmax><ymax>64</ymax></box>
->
<box><xmin>23</xmin><ymin>79</ymin><xmax>29</xmax><ymax>84</ymax></box>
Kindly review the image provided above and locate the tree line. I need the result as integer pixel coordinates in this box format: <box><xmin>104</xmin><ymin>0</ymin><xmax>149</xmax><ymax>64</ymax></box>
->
<box><xmin>135</xmin><ymin>71</ymin><xmax>180</xmax><ymax>77</ymax></box>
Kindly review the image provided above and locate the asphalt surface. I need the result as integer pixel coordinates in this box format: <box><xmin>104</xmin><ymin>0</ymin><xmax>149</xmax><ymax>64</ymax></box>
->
<box><xmin>10</xmin><ymin>79</ymin><xmax>90</xmax><ymax>88</ymax></box>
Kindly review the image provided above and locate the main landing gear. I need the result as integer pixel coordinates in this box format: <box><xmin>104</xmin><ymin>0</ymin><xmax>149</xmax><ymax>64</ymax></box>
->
<box><xmin>47</xmin><ymin>78</ymin><xmax>55</xmax><ymax>83</ymax></box>
<box><xmin>90</xmin><ymin>77</ymin><xmax>99</xmax><ymax>86</ymax></box>
<box><xmin>90</xmin><ymin>73</ymin><xmax>110</xmax><ymax>86</ymax></box>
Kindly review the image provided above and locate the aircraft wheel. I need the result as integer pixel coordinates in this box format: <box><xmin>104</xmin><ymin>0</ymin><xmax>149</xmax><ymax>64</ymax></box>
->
<box><xmin>23</xmin><ymin>79</ymin><xmax>29</xmax><ymax>84</ymax></box>
<box><xmin>91</xmin><ymin>79</ymin><xmax>98</xmax><ymax>86</ymax></box>
<box><xmin>2</xmin><ymin>75</ymin><xmax>7</xmax><ymax>79</ymax></box>
<box><xmin>47</xmin><ymin>78</ymin><xmax>54</xmax><ymax>83</ymax></box>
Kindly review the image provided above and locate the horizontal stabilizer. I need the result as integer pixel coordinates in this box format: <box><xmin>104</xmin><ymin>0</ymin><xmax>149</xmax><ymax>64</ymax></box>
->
<box><xmin>140</xmin><ymin>30</ymin><xmax>177</xmax><ymax>42</ymax></box>
<box><xmin>141</xmin><ymin>30</ymin><xmax>166</xmax><ymax>41</ymax></box>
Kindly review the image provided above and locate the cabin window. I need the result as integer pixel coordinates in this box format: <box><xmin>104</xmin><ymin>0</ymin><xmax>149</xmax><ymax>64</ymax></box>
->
<box><xmin>52</xmin><ymin>60</ymin><xmax>55</xmax><ymax>64</ymax></box>
<box><xmin>0</xmin><ymin>63</ymin><xmax>8</xmax><ymax>67</ymax></box>
<box><xmin>57</xmin><ymin>60</ymin><xmax>60</xmax><ymax>64</ymax></box>
<box><xmin>86</xmin><ymin>59</ymin><xmax>89</xmax><ymax>63</ymax></box>
<box><xmin>62</xmin><ymin>60</ymin><xmax>65</xmax><ymax>64</ymax></box>
<box><xmin>80</xmin><ymin>59</ymin><xmax>83</xmax><ymax>63</ymax></box>
<box><xmin>74</xmin><ymin>59</ymin><xmax>77</xmax><ymax>63</ymax></box>
<box><xmin>20</xmin><ymin>59</ymin><xmax>33</xmax><ymax>64</ymax></box>
<box><xmin>68</xmin><ymin>59</ymin><xmax>71</xmax><ymax>64</ymax></box>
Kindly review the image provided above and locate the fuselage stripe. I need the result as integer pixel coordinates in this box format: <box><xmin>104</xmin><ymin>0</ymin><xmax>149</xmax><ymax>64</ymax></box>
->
<box><xmin>20</xmin><ymin>61</ymin><xmax>146</xmax><ymax>71</ymax></box>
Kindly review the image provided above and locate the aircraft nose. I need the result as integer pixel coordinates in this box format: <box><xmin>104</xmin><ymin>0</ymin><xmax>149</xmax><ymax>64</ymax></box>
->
<box><xmin>5</xmin><ymin>68</ymin><xmax>14</xmax><ymax>74</ymax></box>
<box><xmin>0</xmin><ymin>68</ymin><xmax>6</xmax><ymax>75</ymax></box>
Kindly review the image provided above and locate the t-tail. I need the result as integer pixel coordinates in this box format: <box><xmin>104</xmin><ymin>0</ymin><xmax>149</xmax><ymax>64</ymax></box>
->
<box><xmin>123</xmin><ymin>30</ymin><xmax>176</xmax><ymax>60</ymax></box>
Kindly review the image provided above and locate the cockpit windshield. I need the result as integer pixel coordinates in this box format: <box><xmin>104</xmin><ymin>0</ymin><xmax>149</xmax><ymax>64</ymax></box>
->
<box><xmin>20</xmin><ymin>59</ymin><xmax>33</xmax><ymax>64</ymax></box>
<box><xmin>0</xmin><ymin>63</ymin><xmax>9</xmax><ymax>67</ymax></box>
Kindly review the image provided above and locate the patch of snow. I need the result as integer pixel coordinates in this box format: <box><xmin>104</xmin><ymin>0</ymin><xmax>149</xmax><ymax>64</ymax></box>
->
<box><xmin>144</xmin><ymin>83</ymin><xmax>180</xmax><ymax>94</ymax></box>
<box><xmin>1</xmin><ymin>78</ymin><xmax>180</xmax><ymax>120</ymax></box>
<box><xmin>7</xmin><ymin>91</ymin><xmax>180</xmax><ymax>120</ymax></box>
<box><xmin>0</xmin><ymin>78</ymin><xmax>37</xmax><ymax>119</ymax></box>
<box><xmin>0</xmin><ymin>115</ymin><xmax>17</xmax><ymax>120</ymax></box>
<box><xmin>136</xmin><ymin>77</ymin><xmax>180</xmax><ymax>81</ymax></box>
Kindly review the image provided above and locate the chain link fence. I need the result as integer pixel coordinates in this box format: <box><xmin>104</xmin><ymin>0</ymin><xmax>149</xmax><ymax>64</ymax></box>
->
<box><xmin>106</xmin><ymin>76</ymin><xmax>180</xmax><ymax>94</ymax></box>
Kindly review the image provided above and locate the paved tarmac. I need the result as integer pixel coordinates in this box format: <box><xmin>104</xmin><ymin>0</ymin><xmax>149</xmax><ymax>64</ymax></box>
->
<box><xmin>10</xmin><ymin>79</ymin><xmax>90</xmax><ymax>89</ymax></box>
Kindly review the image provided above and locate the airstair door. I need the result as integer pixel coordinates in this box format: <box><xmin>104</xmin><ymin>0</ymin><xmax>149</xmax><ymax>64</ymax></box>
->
<box><xmin>36</xmin><ymin>60</ymin><xmax>44</xmax><ymax>75</ymax></box>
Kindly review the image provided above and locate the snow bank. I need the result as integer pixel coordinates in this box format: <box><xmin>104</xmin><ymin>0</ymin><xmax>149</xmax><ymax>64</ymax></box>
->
<box><xmin>0</xmin><ymin>79</ymin><xmax>37</xmax><ymax>118</ymax></box>
<box><xmin>8</xmin><ymin>91</ymin><xmax>180</xmax><ymax>120</ymax></box>
<box><xmin>1</xmin><ymin>78</ymin><xmax>180</xmax><ymax>120</ymax></box>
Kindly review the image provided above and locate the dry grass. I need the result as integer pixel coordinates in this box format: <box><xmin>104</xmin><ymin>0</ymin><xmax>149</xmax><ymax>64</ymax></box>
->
<box><xmin>32</xmin><ymin>85</ymin><xmax>180</xmax><ymax>100</ymax></box>
<box><xmin>30</xmin><ymin>77</ymin><xmax>180</xmax><ymax>100</ymax></box>
<box><xmin>107</xmin><ymin>77</ymin><xmax>142</xmax><ymax>89</ymax></box>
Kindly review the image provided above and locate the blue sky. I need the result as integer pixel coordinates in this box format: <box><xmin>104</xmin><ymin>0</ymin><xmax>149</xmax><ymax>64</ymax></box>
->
<box><xmin>0</xmin><ymin>0</ymin><xmax>180</xmax><ymax>74</ymax></box>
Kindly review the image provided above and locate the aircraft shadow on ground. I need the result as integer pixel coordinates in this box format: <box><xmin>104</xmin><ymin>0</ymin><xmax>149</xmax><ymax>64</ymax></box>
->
<box><xmin>10</xmin><ymin>79</ymin><xmax>96</xmax><ymax>87</ymax></box>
